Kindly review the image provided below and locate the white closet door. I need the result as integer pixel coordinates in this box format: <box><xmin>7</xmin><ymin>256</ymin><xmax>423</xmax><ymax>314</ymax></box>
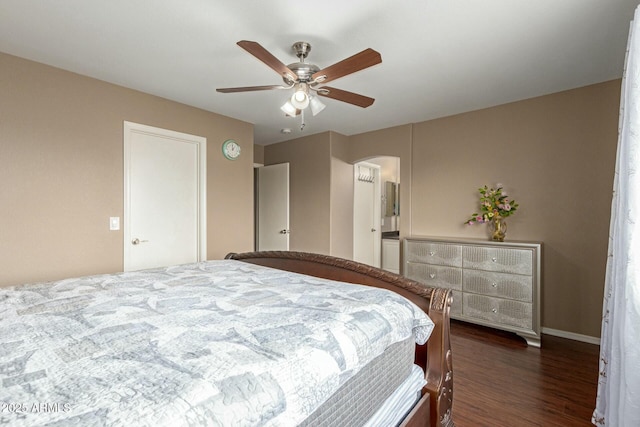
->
<box><xmin>124</xmin><ymin>122</ymin><xmax>206</xmax><ymax>271</ymax></box>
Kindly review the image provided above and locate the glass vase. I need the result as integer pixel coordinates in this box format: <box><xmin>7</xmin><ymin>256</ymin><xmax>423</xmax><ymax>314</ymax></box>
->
<box><xmin>491</xmin><ymin>217</ymin><xmax>507</xmax><ymax>242</ymax></box>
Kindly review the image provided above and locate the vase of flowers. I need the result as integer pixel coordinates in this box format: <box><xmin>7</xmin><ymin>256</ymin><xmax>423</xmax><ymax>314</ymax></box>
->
<box><xmin>465</xmin><ymin>184</ymin><xmax>519</xmax><ymax>242</ymax></box>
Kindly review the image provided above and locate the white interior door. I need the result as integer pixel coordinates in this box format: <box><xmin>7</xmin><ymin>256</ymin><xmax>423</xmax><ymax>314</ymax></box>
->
<box><xmin>257</xmin><ymin>163</ymin><xmax>290</xmax><ymax>251</ymax></box>
<box><xmin>124</xmin><ymin>122</ymin><xmax>206</xmax><ymax>271</ymax></box>
<box><xmin>353</xmin><ymin>162</ymin><xmax>381</xmax><ymax>267</ymax></box>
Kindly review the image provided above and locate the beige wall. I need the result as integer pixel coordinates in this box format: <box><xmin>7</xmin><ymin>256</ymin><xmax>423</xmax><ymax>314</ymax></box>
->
<box><xmin>264</xmin><ymin>132</ymin><xmax>332</xmax><ymax>254</ymax></box>
<box><xmin>264</xmin><ymin>126</ymin><xmax>413</xmax><ymax>262</ymax></box>
<box><xmin>253</xmin><ymin>144</ymin><xmax>264</xmax><ymax>165</ymax></box>
<box><xmin>411</xmin><ymin>80</ymin><xmax>620</xmax><ymax>338</ymax></box>
<box><xmin>262</xmin><ymin>81</ymin><xmax>619</xmax><ymax>339</ymax></box>
<box><xmin>262</xmin><ymin>131</ymin><xmax>353</xmax><ymax>259</ymax></box>
<box><xmin>0</xmin><ymin>52</ymin><xmax>254</xmax><ymax>287</ymax></box>
<box><xmin>330</xmin><ymin>132</ymin><xmax>354</xmax><ymax>259</ymax></box>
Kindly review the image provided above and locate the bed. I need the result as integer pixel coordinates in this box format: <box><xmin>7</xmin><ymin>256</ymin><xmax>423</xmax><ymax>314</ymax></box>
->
<box><xmin>0</xmin><ymin>251</ymin><xmax>454</xmax><ymax>426</ymax></box>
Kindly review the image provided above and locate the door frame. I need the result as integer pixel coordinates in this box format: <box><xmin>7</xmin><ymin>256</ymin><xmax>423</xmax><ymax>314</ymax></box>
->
<box><xmin>123</xmin><ymin>121</ymin><xmax>207</xmax><ymax>270</ymax></box>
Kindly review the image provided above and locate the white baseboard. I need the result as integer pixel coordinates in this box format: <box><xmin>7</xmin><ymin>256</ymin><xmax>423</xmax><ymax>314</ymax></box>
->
<box><xmin>542</xmin><ymin>327</ymin><xmax>601</xmax><ymax>346</ymax></box>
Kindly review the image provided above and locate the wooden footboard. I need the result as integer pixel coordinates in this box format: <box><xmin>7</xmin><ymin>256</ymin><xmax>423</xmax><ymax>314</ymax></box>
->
<box><xmin>225</xmin><ymin>251</ymin><xmax>454</xmax><ymax>427</ymax></box>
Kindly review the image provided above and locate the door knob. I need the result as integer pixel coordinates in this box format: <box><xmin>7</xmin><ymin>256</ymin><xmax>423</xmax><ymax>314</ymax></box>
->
<box><xmin>131</xmin><ymin>238</ymin><xmax>149</xmax><ymax>245</ymax></box>
<box><xmin>279</xmin><ymin>229</ymin><xmax>290</xmax><ymax>234</ymax></box>
<box><xmin>371</xmin><ymin>228</ymin><xmax>377</xmax><ymax>232</ymax></box>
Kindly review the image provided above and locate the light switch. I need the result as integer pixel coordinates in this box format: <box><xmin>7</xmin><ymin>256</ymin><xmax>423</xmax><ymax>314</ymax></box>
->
<box><xmin>109</xmin><ymin>217</ymin><xmax>120</xmax><ymax>231</ymax></box>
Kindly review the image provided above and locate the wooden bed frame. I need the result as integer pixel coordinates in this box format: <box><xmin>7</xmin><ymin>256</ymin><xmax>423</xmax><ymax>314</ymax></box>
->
<box><xmin>226</xmin><ymin>251</ymin><xmax>454</xmax><ymax>427</ymax></box>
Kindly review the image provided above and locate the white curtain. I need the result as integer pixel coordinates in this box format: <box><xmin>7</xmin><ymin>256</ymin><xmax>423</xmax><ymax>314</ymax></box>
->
<box><xmin>592</xmin><ymin>6</ymin><xmax>640</xmax><ymax>426</ymax></box>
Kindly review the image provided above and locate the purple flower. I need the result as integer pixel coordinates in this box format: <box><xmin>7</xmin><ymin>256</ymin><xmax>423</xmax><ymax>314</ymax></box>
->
<box><xmin>476</xmin><ymin>215</ymin><xmax>483</xmax><ymax>222</ymax></box>
<box><xmin>504</xmin><ymin>204</ymin><xmax>512</xmax><ymax>211</ymax></box>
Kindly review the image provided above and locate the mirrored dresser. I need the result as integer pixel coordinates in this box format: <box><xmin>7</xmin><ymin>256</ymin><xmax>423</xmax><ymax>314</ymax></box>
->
<box><xmin>403</xmin><ymin>236</ymin><xmax>542</xmax><ymax>347</ymax></box>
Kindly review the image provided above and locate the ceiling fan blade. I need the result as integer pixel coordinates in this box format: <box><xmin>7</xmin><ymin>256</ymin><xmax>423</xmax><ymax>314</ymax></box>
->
<box><xmin>237</xmin><ymin>40</ymin><xmax>297</xmax><ymax>82</ymax></box>
<box><xmin>216</xmin><ymin>85</ymin><xmax>290</xmax><ymax>93</ymax></box>
<box><xmin>317</xmin><ymin>86</ymin><xmax>375</xmax><ymax>108</ymax></box>
<box><xmin>312</xmin><ymin>48</ymin><xmax>381</xmax><ymax>84</ymax></box>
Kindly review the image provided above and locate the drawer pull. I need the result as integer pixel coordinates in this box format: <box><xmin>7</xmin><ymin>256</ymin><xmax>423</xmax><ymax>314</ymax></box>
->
<box><xmin>429</xmin><ymin>251</ymin><xmax>435</xmax><ymax>256</ymax></box>
<box><xmin>491</xmin><ymin>257</ymin><xmax>497</xmax><ymax>263</ymax></box>
<box><xmin>429</xmin><ymin>273</ymin><xmax>436</xmax><ymax>279</ymax></box>
<box><xmin>491</xmin><ymin>308</ymin><xmax>498</xmax><ymax>313</ymax></box>
<box><xmin>492</xmin><ymin>282</ymin><xmax>498</xmax><ymax>288</ymax></box>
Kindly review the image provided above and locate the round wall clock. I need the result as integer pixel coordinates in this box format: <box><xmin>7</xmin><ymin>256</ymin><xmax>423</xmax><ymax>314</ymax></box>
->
<box><xmin>222</xmin><ymin>139</ymin><xmax>241</xmax><ymax>160</ymax></box>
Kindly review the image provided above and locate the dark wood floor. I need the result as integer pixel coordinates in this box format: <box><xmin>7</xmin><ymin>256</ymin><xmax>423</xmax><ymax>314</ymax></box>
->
<box><xmin>450</xmin><ymin>320</ymin><xmax>600</xmax><ymax>427</ymax></box>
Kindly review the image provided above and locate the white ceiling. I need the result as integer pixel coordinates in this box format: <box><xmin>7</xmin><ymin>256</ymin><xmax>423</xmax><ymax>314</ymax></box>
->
<box><xmin>0</xmin><ymin>1</ymin><xmax>637</xmax><ymax>145</ymax></box>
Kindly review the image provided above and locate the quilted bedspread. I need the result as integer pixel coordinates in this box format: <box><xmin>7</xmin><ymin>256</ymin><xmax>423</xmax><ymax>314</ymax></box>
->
<box><xmin>0</xmin><ymin>260</ymin><xmax>434</xmax><ymax>426</ymax></box>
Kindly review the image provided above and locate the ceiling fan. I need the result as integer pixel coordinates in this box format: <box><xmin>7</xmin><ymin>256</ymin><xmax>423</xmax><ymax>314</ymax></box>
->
<box><xmin>217</xmin><ymin>40</ymin><xmax>382</xmax><ymax>124</ymax></box>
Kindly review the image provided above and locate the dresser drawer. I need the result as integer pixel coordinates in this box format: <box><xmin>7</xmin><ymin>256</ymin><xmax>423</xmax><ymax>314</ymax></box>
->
<box><xmin>463</xmin><ymin>294</ymin><xmax>532</xmax><ymax>330</ymax></box>
<box><xmin>405</xmin><ymin>241</ymin><xmax>462</xmax><ymax>267</ymax></box>
<box><xmin>405</xmin><ymin>262</ymin><xmax>462</xmax><ymax>290</ymax></box>
<box><xmin>463</xmin><ymin>246</ymin><xmax>532</xmax><ymax>275</ymax></box>
<box><xmin>463</xmin><ymin>270</ymin><xmax>533</xmax><ymax>302</ymax></box>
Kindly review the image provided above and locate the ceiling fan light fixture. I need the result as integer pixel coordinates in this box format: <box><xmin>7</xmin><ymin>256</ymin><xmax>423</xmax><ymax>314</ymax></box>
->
<box><xmin>217</xmin><ymin>40</ymin><xmax>382</xmax><ymax>130</ymax></box>
<box><xmin>290</xmin><ymin>91</ymin><xmax>309</xmax><ymax>109</ymax></box>
<box><xmin>280</xmin><ymin>101</ymin><xmax>297</xmax><ymax>117</ymax></box>
<box><xmin>309</xmin><ymin>96</ymin><xmax>326</xmax><ymax>116</ymax></box>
